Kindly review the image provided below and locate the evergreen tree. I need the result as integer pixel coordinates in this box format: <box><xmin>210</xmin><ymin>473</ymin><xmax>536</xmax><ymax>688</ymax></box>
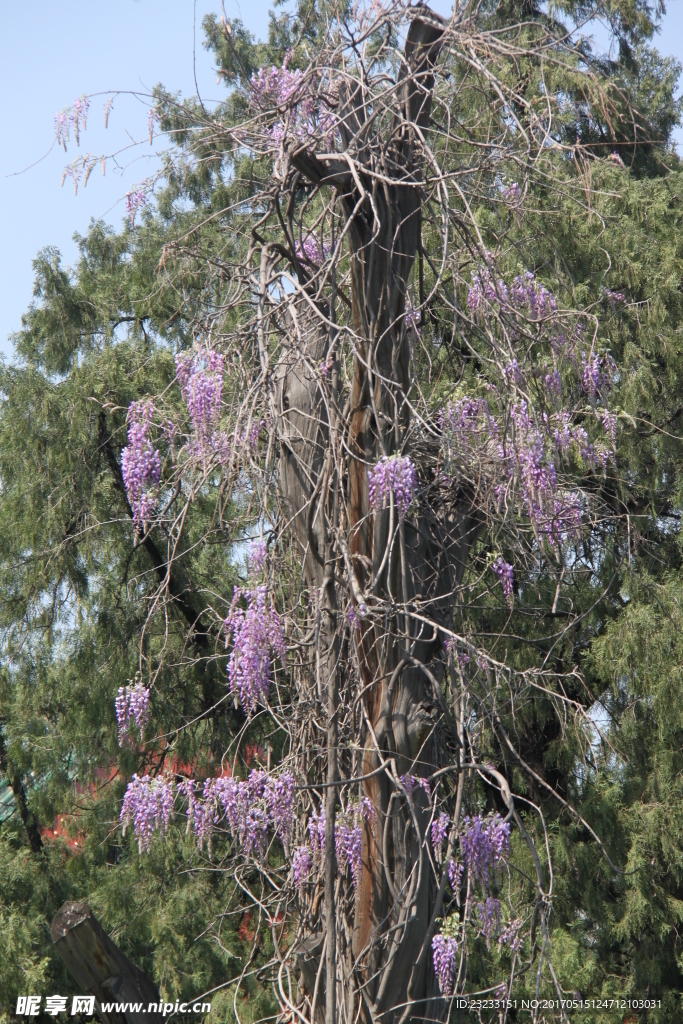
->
<box><xmin>0</xmin><ymin>0</ymin><xmax>682</xmax><ymax>1021</ymax></box>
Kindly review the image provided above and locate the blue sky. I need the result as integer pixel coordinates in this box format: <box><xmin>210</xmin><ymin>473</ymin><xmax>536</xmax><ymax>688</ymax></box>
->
<box><xmin>1</xmin><ymin>0</ymin><xmax>681</xmax><ymax>360</ymax></box>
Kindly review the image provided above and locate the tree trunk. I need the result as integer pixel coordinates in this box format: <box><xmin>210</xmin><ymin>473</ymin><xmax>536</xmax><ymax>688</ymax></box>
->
<box><xmin>50</xmin><ymin>902</ymin><xmax>163</xmax><ymax>1024</ymax></box>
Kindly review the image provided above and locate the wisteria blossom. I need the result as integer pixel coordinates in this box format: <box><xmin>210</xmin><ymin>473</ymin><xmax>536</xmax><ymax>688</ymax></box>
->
<box><xmin>439</xmin><ymin>395</ymin><xmax>591</xmax><ymax>545</ymax></box>
<box><xmin>304</xmin><ymin>799</ymin><xmax>374</xmax><ymax>890</ymax></box>
<box><xmin>335</xmin><ymin>821</ymin><xmax>363</xmax><ymax>887</ymax></box>
<box><xmin>250</xmin><ymin>63</ymin><xmax>336</xmax><ymax>147</ymax></box>
<box><xmin>581</xmin><ymin>351</ymin><xmax>616</xmax><ymax>398</ymax></box>
<box><xmin>121</xmin><ymin>400</ymin><xmax>161</xmax><ymax>526</ymax></box>
<box><xmin>431</xmin><ymin>813</ymin><xmax>450</xmax><ymax>855</ymax></box>
<box><xmin>476</xmin><ymin>897</ymin><xmax>502</xmax><ymax>946</ymax></box>
<box><xmin>293</xmin><ymin>845</ymin><xmax>312</xmax><ymax>891</ymax></box>
<box><xmin>54</xmin><ymin>95</ymin><xmax>90</xmax><ymax>149</ymax></box>
<box><xmin>467</xmin><ymin>267</ymin><xmax>556</xmax><ymax>320</ymax></box>
<box><xmin>126</xmin><ymin>186</ymin><xmax>149</xmax><ymax>228</ymax></box>
<box><xmin>399</xmin><ymin>774</ymin><xmax>431</xmax><ymax>799</ymax></box>
<box><xmin>295</xmin><ymin>235</ymin><xmax>331</xmax><ymax>265</ymax></box>
<box><xmin>122</xmin><ymin>768</ymin><xmax>297</xmax><ymax>857</ymax></box>
<box><xmin>309</xmin><ymin>808</ymin><xmax>327</xmax><ymax>861</ymax></box>
<box><xmin>460</xmin><ymin>814</ymin><xmax>511</xmax><ymax>888</ymax></box>
<box><xmin>249</xmin><ymin>539</ymin><xmax>268</xmax><ymax>575</ymax></box>
<box><xmin>492</xmin><ymin>557</ymin><xmax>514</xmax><ymax>600</ymax></box>
<box><xmin>115</xmin><ymin>682</ymin><xmax>150</xmax><ymax>744</ymax></box>
<box><xmin>404</xmin><ymin>295</ymin><xmax>422</xmax><ymax>334</ymax></box>
<box><xmin>224</xmin><ymin>587</ymin><xmax>286</xmax><ymax>714</ymax></box>
<box><xmin>448</xmin><ymin>859</ymin><xmax>464</xmax><ymax>892</ymax></box>
<box><xmin>348</xmin><ymin>605</ymin><xmax>362</xmax><ymax>631</ymax></box>
<box><xmin>120</xmin><ymin>775</ymin><xmax>174</xmax><ymax>853</ymax></box>
<box><xmin>604</xmin><ymin>288</ymin><xmax>625</xmax><ymax>308</ymax></box>
<box><xmin>368</xmin><ymin>455</ymin><xmax>418</xmax><ymax>519</ymax></box>
<box><xmin>175</xmin><ymin>349</ymin><xmax>226</xmax><ymax>459</ymax></box>
<box><xmin>432</xmin><ymin>934</ymin><xmax>458</xmax><ymax>996</ymax></box>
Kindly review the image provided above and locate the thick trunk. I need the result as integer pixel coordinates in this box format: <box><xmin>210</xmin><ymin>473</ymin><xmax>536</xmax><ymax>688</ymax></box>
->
<box><xmin>278</xmin><ymin>11</ymin><xmax>476</xmax><ymax>1020</ymax></box>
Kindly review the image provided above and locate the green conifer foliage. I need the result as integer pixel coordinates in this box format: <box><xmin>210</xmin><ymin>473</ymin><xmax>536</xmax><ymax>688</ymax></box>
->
<box><xmin>1</xmin><ymin>0</ymin><xmax>682</xmax><ymax>1020</ymax></box>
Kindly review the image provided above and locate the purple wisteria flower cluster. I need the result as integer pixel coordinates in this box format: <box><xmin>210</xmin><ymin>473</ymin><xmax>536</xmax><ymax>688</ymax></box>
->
<box><xmin>431</xmin><ymin>934</ymin><xmax>458</xmax><ymax>996</ymax></box>
<box><xmin>448</xmin><ymin>858</ymin><xmax>464</xmax><ymax>892</ymax></box>
<box><xmin>430</xmin><ymin>814</ymin><xmax>516</xmax><ymax>982</ymax></box>
<box><xmin>121</xmin><ymin>768</ymin><xmax>296</xmax><ymax>858</ymax></box>
<box><xmin>308</xmin><ymin>807</ymin><xmax>327</xmax><ymax>861</ymax></box>
<box><xmin>445</xmin><ymin>637</ymin><xmax>470</xmax><ymax>670</ymax></box>
<box><xmin>460</xmin><ymin>813</ymin><xmax>511</xmax><ymax>888</ymax></box>
<box><xmin>293</xmin><ymin>845</ymin><xmax>312</xmax><ymax>892</ymax></box>
<box><xmin>502</xmin><ymin>182</ymin><xmax>522</xmax><ymax>204</ymax></box>
<box><xmin>54</xmin><ymin>95</ymin><xmax>90</xmax><ymax>150</ymax></box>
<box><xmin>492</xmin><ymin>557</ymin><xmax>514</xmax><ymax>600</ymax></box>
<box><xmin>580</xmin><ymin>351</ymin><xmax>617</xmax><ymax>399</ymax></box>
<box><xmin>250</xmin><ymin>63</ymin><xmax>336</xmax><ymax>147</ymax></box>
<box><xmin>299</xmin><ymin>799</ymin><xmax>375</xmax><ymax>891</ymax></box>
<box><xmin>120</xmin><ymin>774</ymin><xmax>174</xmax><ymax>853</ymax></box>
<box><xmin>336</xmin><ymin>821</ymin><xmax>363</xmax><ymax>888</ymax></box>
<box><xmin>295</xmin><ymin>236</ymin><xmax>331</xmax><ymax>266</ymax></box>
<box><xmin>604</xmin><ymin>288</ymin><xmax>625</xmax><ymax>309</ymax></box>
<box><xmin>476</xmin><ymin>897</ymin><xmax>502</xmax><ymax>946</ymax></box>
<box><xmin>431</xmin><ymin>812</ymin><xmax>450</xmax><ymax>855</ymax></box>
<box><xmin>121</xmin><ymin>400</ymin><xmax>161</xmax><ymax>527</ymax></box>
<box><xmin>183</xmin><ymin>769</ymin><xmax>295</xmax><ymax>855</ymax></box>
<box><xmin>115</xmin><ymin>682</ymin><xmax>150</xmax><ymax>744</ymax></box>
<box><xmin>399</xmin><ymin>774</ymin><xmax>431</xmax><ymax>800</ymax></box>
<box><xmin>248</xmin><ymin>539</ymin><xmax>268</xmax><ymax>575</ymax></box>
<box><xmin>440</xmin><ymin>385</ymin><xmax>615</xmax><ymax>597</ymax></box>
<box><xmin>475</xmin><ymin>898</ymin><xmax>522</xmax><ymax>949</ymax></box>
<box><xmin>440</xmin><ymin>397</ymin><xmax>496</xmax><ymax>450</ymax></box>
<box><xmin>468</xmin><ymin>267</ymin><xmax>556</xmax><ymax>320</ymax></box>
<box><xmin>175</xmin><ymin>349</ymin><xmax>229</xmax><ymax>463</ymax></box>
<box><xmin>126</xmin><ymin>185</ymin><xmax>149</xmax><ymax>228</ymax></box>
<box><xmin>224</xmin><ymin>587</ymin><xmax>286</xmax><ymax>714</ymax></box>
<box><xmin>367</xmin><ymin>455</ymin><xmax>418</xmax><ymax>520</ymax></box>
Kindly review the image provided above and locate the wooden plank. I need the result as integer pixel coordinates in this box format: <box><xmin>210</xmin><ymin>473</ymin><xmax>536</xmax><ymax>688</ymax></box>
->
<box><xmin>50</xmin><ymin>901</ymin><xmax>164</xmax><ymax>1024</ymax></box>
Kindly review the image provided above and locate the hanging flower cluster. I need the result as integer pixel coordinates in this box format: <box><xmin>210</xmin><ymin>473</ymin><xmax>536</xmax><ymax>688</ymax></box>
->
<box><xmin>431</xmin><ymin>813</ymin><xmax>515</xmax><ymax>988</ymax></box>
<box><xmin>248</xmin><ymin>539</ymin><xmax>268</xmax><ymax>575</ymax></box>
<box><xmin>121</xmin><ymin>769</ymin><xmax>295</xmax><ymax>857</ymax></box>
<box><xmin>431</xmin><ymin>812</ymin><xmax>450</xmax><ymax>855</ymax></box>
<box><xmin>121</xmin><ymin>400</ymin><xmax>161</xmax><ymax>526</ymax></box>
<box><xmin>399</xmin><ymin>774</ymin><xmax>432</xmax><ymax>801</ymax></box>
<box><xmin>115</xmin><ymin>682</ymin><xmax>150</xmax><ymax>744</ymax></box>
<box><xmin>125</xmin><ymin>185</ymin><xmax>149</xmax><ymax>228</ymax></box>
<box><xmin>183</xmin><ymin>769</ymin><xmax>295</xmax><ymax>854</ymax></box>
<box><xmin>460</xmin><ymin>813</ymin><xmax>510</xmax><ymax>888</ymax></box>
<box><xmin>224</xmin><ymin>587</ymin><xmax>286</xmax><ymax>714</ymax></box>
<box><xmin>295</xmin><ymin>236</ymin><xmax>331</xmax><ymax>265</ymax></box>
<box><xmin>120</xmin><ymin>774</ymin><xmax>174</xmax><ymax>853</ymax></box>
<box><xmin>448</xmin><ymin>858</ymin><xmax>464</xmax><ymax>892</ymax></box>
<box><xmin>299</xmin><ymin>799</ymin><xmax>375</xmax><ymax>891</ymax></box>
<box><xmin>250</xmin><ymin>62</ymin><xmax>337</xmax><ymax>147</ymax></box>
<box><xmin>476</xmin><ymin>897</ymin><xmax>502</xmax><ymax>946</ymax></box>
<box><xmin>293</xmin><ymin>845</ymin><xmax>312</xmax><ymax>892</ymax></box>
<box><xmin>580</xmin><ymin>351</ymin><xmax>616</xmax><ymax>398</ymax></box>
<box><xmin>492</xmin><ymin>557</ymin><xmax>514</xmax><ymax>600</ymax></box>
<box><xmin>54</xmin><ymin>95</ymin><xmax>90</xmax><ymax>149</ymax></box>
<box><xmin>431</xmin><ymin>934</ymin><xmax>458</xmax><ymax>996</ymax></box>
<box><xmin>451</xmin><ymin>268</ymin><xmax>616</xmax><ymax>549</ymax></box>
<box><xmin>368</xmin><ymin>455</ymin><xmax>418</xmax><ymax>520</ymax></box>
<box><xmin>404</xmin><ymin>295</ymin><xmax>422</xmax><ymax>335</ymax></box>
<box><xmin>175</xmin><ymin>349</ymin><xmax>229</xmax><ymax>464</ymax></box>
<box><xmin>467</xmin><ymin>267</ymin><xmax>556</xmax><ymax>320</ymax></box>
<box><xmin>440</xmin><ymin>387</ymin><xmax>612</xmax><ymax>575</ymax></box>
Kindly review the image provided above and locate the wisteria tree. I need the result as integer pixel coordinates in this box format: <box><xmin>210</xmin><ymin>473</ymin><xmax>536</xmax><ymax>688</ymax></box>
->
<box><xmin>24</xmin><ymin>0</ymin><xmax>677</xmax><ymax>1020</ymax></box>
